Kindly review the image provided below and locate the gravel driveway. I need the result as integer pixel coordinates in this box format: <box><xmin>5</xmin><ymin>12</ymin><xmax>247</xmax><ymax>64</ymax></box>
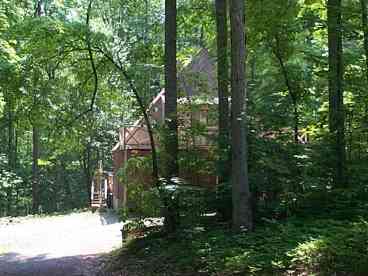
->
<box><xmin>0</xmin><ymin>211</ymin><xmax>123</xmax><ymax>276</ymax></box>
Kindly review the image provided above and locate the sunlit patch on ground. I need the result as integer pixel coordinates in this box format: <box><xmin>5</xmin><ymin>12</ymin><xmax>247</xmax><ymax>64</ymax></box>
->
<box><xmin>0</xmin><ymin>211</ymin><xmax>123</xmax><ymax>276</ymax></box>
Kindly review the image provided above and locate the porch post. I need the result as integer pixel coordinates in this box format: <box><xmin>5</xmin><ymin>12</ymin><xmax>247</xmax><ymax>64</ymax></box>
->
<box><xmin>104</xmin><ymin>178</ymin><xmax>108</xmax><ymax>201</ymax></box>
<box><xmin>91</xmin><ymin>180</ymin><xmax>94</xmax><ymax>202</ymax></box>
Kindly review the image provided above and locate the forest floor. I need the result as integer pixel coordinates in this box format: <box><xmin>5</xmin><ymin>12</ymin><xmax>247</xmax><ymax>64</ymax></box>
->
<box><xmin>104</xmin><ymin>217</ymin><xmax>368</xmax><ymax>276</ymax></box>
<box><xmin>0</xmin><ymin>210</ymin><xmax>123</xmax><ymax>276</ymax></box>
<box><xmin>103</xmin><ymin>189</ymin><xmax>368</xmax><ymax>276</ymax></box>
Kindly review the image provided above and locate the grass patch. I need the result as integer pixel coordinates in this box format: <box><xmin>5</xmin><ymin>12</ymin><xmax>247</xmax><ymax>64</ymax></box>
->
<box><xmin>105</xmin><ymin>218</ymin><xmax>368</xmax><ymax>275</ymax></box>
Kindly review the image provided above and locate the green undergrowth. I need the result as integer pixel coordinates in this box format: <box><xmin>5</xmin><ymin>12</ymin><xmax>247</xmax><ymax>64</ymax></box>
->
<box><xmin>106</xmin><ymin>217</ymin><xmax>368</xmax><ymax>276</ymax></box>
<box><xmin>104</xmin><ymin>188</ymin><xmax>368</xmax><ymax>275</ymax></box>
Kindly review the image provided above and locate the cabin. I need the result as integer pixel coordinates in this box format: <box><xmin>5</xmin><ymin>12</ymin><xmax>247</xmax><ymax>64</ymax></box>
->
<box><xmin>92</xmin><ymin>49</ymin><xmax>219</xmax><ymax>210</ymax></box>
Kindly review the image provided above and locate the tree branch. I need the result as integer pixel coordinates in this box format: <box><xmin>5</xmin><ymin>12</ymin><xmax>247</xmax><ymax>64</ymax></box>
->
<box><xmin>85</xmin><ymin>0</ymin><xmax>99</xmax><ymax>113</ymax></box>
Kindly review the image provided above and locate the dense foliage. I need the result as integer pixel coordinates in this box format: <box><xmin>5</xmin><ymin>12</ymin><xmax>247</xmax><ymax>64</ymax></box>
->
<box><xmin>1</xmin><ymin>0</ymin><xmax>368</xmax><ymax>274</ymax></box>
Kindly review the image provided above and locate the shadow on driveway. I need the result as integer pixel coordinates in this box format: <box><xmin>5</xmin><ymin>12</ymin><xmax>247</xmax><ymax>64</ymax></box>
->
<box><xmin>0</xmin><ymin>252</ymin><xmax>103</xmax><ymax>276</ymax></box>
<box><xmin>98</xmin><ymin>210</ymin><xmax>120</xmax><ymax>226</ymax></box>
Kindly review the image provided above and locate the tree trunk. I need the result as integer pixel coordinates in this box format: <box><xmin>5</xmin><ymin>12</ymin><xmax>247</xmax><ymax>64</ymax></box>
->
<box><xmin>272</xmin><ymin>37</ymin><xmax>299</xmax><ymax>144</ymax></box>
<box><xmin>230</xmin><ymin>0</ymin><xmax>253</xmax><ymax>231</ymax></box>
<box><xmin>164</xmin><ymin>0</ymin><xmax>178</xmax><ymax>178</ymax></box>
<box><xmin>7</xmin><ymin>97</ymin><xmax>16</xmax><ymax>170</ymax></box>
<box><xmin>327</xmin><ymin>0</ymin><xmax>346</xmax><ymax>187</ymax></box>
<box><xmin>32</xmin><ymin>126</ymin><xmax>40</xmax><ymax>213</ymax></box>
<box><xmin>215</xmin><ymin>0</ymin><xmax>231</xmax><ymax>183</ymax></box>
<box><xmin>361</xmin><ymin>0</ymin><xmax>368</xmax><ymax>82</ymax></box>
<box><xmin>30</xmin><ymin>2</ymin><xmax>43</xmax><ymax>214</ymax></box>
<box><xmin>35</xmin><ymin>0</ymin><xmax>43</xmax><ymax>17</ymax></box>
<box><xmin>98</xmin><ymin>50</ymin><xmax>160</xmax><ymax>186</ymax></box>
<box><xmin>82</xmin><ymin>143</ymin><xmax>93</xmax><ymax>206</ymax></box>
<box><xmin>6</xmin><ymin>93</ymin><xmax>16</xmax><ymax>216</ymax></box>
<box><xmin>293</xmin><ymin>105</ymin><xmax>299</xmax><ymax>144</ymax></box>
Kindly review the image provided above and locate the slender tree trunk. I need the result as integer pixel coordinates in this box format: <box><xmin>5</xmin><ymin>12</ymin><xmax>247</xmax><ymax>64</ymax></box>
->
<box><xmin>361</xmin><ymin>0</ymin><xmax>368</xmax><ymax>82</ymax></box>
<box><xmin>35</xmin><ymin>0</ymin><xmax>42</xmax><ymax>17</ymax></box>
<box><xmin>32</xmin><ymin>126</ymin><xmax>40</xmax><ymax>213</ymax></box>
<box><xmin>7</xmin><ymin>99</ymin><xmax>16</xmax><ymax>169</ymax></box>
<box><xmin>98</xmin><ymin>50</ymin><xmax>160</xmax><ymax>185</ymax></box>
<box><xmin>327</xmin><ymin>0</ymin><xmax>346</xmax><ymax>187</ymax></box>
<box><xmin>31</xmin><ymin>2</ymin><xmax>42</xmax><ymax>214</ymax></box>
<box><xmin>14</xmin><ymin>128</ymin><xmax>18</xmax><ymax>168</ymax></box>
<box><xmin>347</xmin><ymin>111</ymin><xmax>353</xmax><ymax>162</ymax></box>
<box><xmin>230</xmin><ymin>0</ymin><xmax>253</xmax><ymax>231</ymax></box>
<box><xmin>82</xmin><ymin>143</ymin><xmax>92</xmax><ymax>206</ymax></box>
<box><xmin>272</xmin><ymin>36</ymin><xmax>299</xmax><ymax>144</ymax></box>
<box><xmin>98</xmin><ymin>38</ymin><xmax>176</xmax><ymax>232</ymax></box>
<box><xmin>6</xmin><ymin>93</ymin><xmax>16</xmax><ymax>216</ymax></box>
<box><xmin>164</xmin><ymin>0</ymin><xmax>178</xmax><ymax>178</ymax></box>
<box><xmin>293</xmin><ymin>105</ymin><xmax>299</xmax><ymax>144</ymax></box>
<box><xmin>215</xmin><ymin>0</ymin><xmax>230</xmax><ymax>183</ymax></box>
<box><xmin>100</xmin><ymin>48</ymin><xmax>175</xmax><ymax>231</ymax></box>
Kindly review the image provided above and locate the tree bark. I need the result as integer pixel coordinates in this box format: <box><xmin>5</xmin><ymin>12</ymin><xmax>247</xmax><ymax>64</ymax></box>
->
<box><xmin>230</xmin><ymin>0</ymin><xmax>253</xmax><ymax>231</ymax></box>
<box><xmin>327</xmin><ymin>0</ymin><xmax>346</xmax><ymax>186</ymax></box>
<box><xmin>32</xmin><ymin>126</ymin><xmax>40</xmax><ymax>213</ymax></box>
<box><xmin>164</xmin><ymin>0</ymin><xmax>178</xmax><ymax>178</ymax></box>
<box><xmin>215</xmin><ymin>0</ymin><xmax>231</xmax><ymax>183</ymax></box>
<box><xmin>361</xmin><ymin>0</ymin><xmax>368</xmax><ymax>82</ymax></box>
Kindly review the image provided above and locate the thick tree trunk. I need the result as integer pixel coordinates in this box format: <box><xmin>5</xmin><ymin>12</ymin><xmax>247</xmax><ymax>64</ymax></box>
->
<box><xmin>32</xmin><ymin>126</ymin><xmax>40</xmax><ymax>213</ymax></box>
<box><xmin>361</xmin><ymin>0</ymin><xmax>368</xmax><ymax>82</ymax></box>
<box><xmin>327</xmin><ymin>0</ymin><xmax>346</xmax><ymax>186</ymax></box>
<box><xmin>164</xmin><ymin>0</ymin><xmax>178</xmax><ymax>178</ymax></box>
<box><xmin>230</xmin><ymin>0</ymin><xmax>253</xmax><ymax>231</ymax></box>
<box><xmin>215</xmin><ymin>0</ymin><xmax>231</xmax><ymax>183</ymax></box>
<box><xmin>163</xmin><ymin>0</ymin><xmax>179</xmax><ymax>233</ymax></box>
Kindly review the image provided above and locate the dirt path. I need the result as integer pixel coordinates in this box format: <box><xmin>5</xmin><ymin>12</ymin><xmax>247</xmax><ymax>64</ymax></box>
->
<box><xmin>0</xmin><ymin>211</ymin><xmax>123</xmax><ymax>276</ymax></box>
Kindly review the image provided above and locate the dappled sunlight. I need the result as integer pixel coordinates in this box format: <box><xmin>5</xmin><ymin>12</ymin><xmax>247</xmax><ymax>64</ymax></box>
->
<box><xmin>1</xmin><ymin>0</ymin><xmax>368</xmax><ymax>274</ymax></box>
<box><xmin>110</xmin><ymin>218</ymin><xmax>368</xmax><ymax>275</ymax></box>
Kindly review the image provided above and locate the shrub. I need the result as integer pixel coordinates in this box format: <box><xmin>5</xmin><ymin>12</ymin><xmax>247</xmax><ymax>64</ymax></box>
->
<box><xmin>117</xmin><ymin>156</ymin><xmax>160</xmax><ymax>220</ymax></box>
<box><xmin>118</xmin><ymin>182</ymin><xmax>161</xmax><ymax>221</ymax></box>
<box><xmin>289</xmin><ymin>220</ymin><xmax>368</xmax><ymax>275</ymax></box>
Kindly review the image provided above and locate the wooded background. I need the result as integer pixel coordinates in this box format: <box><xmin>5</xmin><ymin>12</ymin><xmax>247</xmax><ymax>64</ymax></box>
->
<box><xmin>0</xmin><ymin>0</ymin><xmax>367</xmax><ymax>227</ymax></box>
